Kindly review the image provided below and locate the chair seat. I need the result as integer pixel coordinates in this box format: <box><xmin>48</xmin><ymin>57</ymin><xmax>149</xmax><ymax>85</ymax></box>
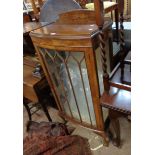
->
<box><xmin>86</xmin><ymin>2</ymin><xmax>117</xmax><ymax>13</ymax></box>
<box><xmin>100</xmin><ymin>86</ymin><xmax>131</xmax><ymax>115</ymax></box>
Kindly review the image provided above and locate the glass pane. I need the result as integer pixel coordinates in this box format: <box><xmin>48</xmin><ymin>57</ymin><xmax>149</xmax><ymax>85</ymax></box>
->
<box><xmin>80</xmin><ymin>59</ymin><xmax>96</xmax><ymax>126</ymax></box>
<box><xmin>66</xmin><ymin>52</ymin><xmax>96</xmax><ymax>126</ymax></box>
<box><xmin>38</xmin><ymin>47</ymin><xmax>96</xmax><ymax>127</ymax></box>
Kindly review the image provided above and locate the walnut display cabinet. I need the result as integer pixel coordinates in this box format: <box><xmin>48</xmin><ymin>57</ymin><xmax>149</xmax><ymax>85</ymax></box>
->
<box><xmin>30</xmin><ymin>10</ymin><xmax>113</xmax><ymax>146</ymax></box>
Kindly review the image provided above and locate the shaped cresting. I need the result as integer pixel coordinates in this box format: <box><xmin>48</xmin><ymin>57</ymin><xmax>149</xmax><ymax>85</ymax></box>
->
<box><xmin>30</xmin><ymin>0</ymin><xmax>112</xmax><ymax>146</ymax></box>
<box><xmin>39</xmin><ymin>0</ymin><xmax>81</xmax><ymax>22</ymax></box>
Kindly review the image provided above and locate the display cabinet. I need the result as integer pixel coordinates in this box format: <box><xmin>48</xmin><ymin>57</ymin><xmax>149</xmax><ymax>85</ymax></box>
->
<box><xmin>30</xmin><ymin>9</ymin><xmax>113</xmax><ymax>145</ymax></box>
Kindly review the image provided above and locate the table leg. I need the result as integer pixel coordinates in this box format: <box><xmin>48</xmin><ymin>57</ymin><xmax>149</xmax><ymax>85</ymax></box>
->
<box><xmin>34</xmin><ymin>81</ymin><xmax>53</xmax><ymax>122</ymax></box>
<box><xmin>39</xmin><ymin>102</ymin><xmax>52</xmax><ymax>122</ymax></box>
<box><xmin>23</xmin><ymin>100</ymin><xmax>32</xmax><ymax>121</ymax></box>
<box><xmin>111</xmin><ymin>118</ymin><xmax>121</xmax><ymax>147</ymax></box>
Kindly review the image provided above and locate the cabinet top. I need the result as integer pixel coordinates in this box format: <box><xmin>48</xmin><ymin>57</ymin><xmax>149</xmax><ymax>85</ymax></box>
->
<box><xmin>30</xmin><ymin>23</ymin><xmax>99</xmax><ymax>39</ymax></box>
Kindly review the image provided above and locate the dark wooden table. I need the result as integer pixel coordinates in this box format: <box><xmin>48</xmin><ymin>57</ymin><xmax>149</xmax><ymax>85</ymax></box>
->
<box><xmin>23</xmin><ymin>22</ymin><xmax>51</xmax><ymax>55</ymax></box>
<box><xmin>23</xmin><ymin>22</ymin><xmax>54</xmax><ymax>122</ymax></box>
<box><xmin>23</xmin><ymin>22</ymin><xmax>50</xmax><ymax>36</ymax></box>
<box><xmin>23</xmin><ymin>56</ymin><xmax>52</xmax><ymax>122</ymax></box>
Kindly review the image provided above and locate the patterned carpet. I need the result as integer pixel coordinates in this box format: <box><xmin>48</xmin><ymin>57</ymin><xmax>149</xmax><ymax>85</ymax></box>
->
<box><xmin>23</xmin><ymin>105</ymin><xmax>131</xmax><ymax>155</ymax></box>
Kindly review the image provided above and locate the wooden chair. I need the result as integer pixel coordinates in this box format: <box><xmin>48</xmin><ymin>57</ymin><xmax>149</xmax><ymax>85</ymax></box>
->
<box><xmin>28</xmin><ymin>0</ymin><xmax>45</xmax><ymax>21</ymax></box>
<box><xmin>95</xmin><ymin>0</ymin><xmax>131</xmax><ymax>146</ymax></box>
<box><xmin>99</xmin><ymin>24</ymin><xmax>131</xmax><ymax>146</ymax></box>
<box><xmin>82</xmin><ymin>0</ymin><xmax>131</xmax><ymax>73</ymax></box>
<box><xmin>101</xmin><ymin>76</ymin><xmax>131</xmax><ymax>147</ymax></box>
<box><xmin>119</xmin><ymin>0</ymin><xmax>131</xmax><ymax>21</ymax></box>
<box><xmin>77</xmin><ymin>0</ymin><xmax>119</xmax><ymax>42</ymax></box>
<box><xmin>82</xmin><ymin>0</ymin><xmax>131</xmax><ymax>146</ymax></box>
<box><xmin>117</xmin><ymin>0</ymin><xmax>131</xmax><ymax>85</ymax></box>
<box><xmin>23</xmin><ymin>1</ymin><xmax>33</xmax><ymax>23</ymax></box>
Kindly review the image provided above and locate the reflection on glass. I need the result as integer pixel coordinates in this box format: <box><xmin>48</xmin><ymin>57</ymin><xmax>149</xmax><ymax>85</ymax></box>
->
<box><xmin>39</xmin><ymin>48</ymin><xmax>96</xmax><ymax>126</ymax></box>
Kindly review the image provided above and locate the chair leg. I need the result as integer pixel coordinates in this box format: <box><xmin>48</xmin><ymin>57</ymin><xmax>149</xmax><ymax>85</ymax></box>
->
<box><xmin>120</xmin><ymin>62</ymin><xmax>125</xmax><ymax>82</ymax></box>
<box><xmin>104</xmin><ymin>116</ymin><xmax>113</xmax><ymax>141</ymax></box>
<box><xmin>23</xmin><ymin>101</ymin><xmax>32</xmax><ymax>121</ymax></box>
<box><xmin>109</xmin><ymin>110</ymin><xmax>121</xmax><ymax>147</ymax></box>
<box><xmin>111</xmin><ymin>118</ymin><xmax>121</xmax><ymax>147</ymax></box>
